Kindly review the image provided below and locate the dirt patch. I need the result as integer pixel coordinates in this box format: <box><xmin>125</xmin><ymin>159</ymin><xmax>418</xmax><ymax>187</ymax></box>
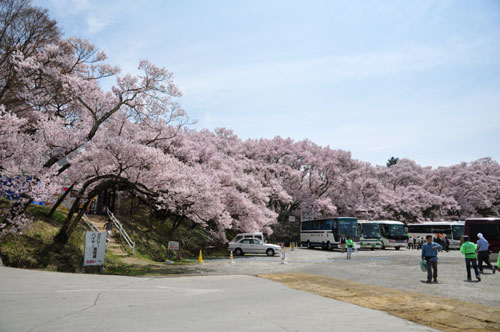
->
<box><xmin>259</xmin><ymin>273</ymin><xmax>500</xmax><ymax>332</ymax></box>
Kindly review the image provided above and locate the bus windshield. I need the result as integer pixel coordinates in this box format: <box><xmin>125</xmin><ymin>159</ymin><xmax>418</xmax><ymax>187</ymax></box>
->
<box><xmin>452</xmin><ymin>225</ymin><xmax>464</xmax><ymax>240</ymax></box>
<box><xmin>338</xmin><ymin>220</ymin><xmax>359</xmax><ymax>237</ymax></box>
<box><xmin>361</xmin><ymin>223</ymin><xmax>380</xmax><ymax>238</ymax></box>
<box><xmin>388</xmin><ymin>224</ymin><xmax>405</xmax><ymax>237</ymax></box>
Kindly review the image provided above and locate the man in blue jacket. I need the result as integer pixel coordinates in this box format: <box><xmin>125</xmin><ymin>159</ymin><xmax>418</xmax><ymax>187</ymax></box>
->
<box><xmin>476</xmin><ymin>233</ymin><xmax>495</xmax><ymax>274</ymax></box>
<box><xmin>421</xmin><ymin>235</ymin><xmax>443</xmax><ymax>283</ymax></box>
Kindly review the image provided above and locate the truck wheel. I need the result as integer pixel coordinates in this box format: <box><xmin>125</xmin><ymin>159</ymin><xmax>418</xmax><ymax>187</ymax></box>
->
<box><xmin>266</xmin><ymin>249</ymin><xmax>275</xmax><ymax>256</ymax></box>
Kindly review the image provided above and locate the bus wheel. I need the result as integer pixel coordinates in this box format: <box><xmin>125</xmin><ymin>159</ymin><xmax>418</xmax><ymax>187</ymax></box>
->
<box><xmin>307</xmin><ymin>241</ymin><xmax>312</xmax><ymax>249</ymax></box>
<box><xmin>326</xmin><ymin>242</ymin><xmax>332</xmax><ymax>250</ymax></box>
<box><xmin>370</xmin><ymin>248</ymin><xmax>374</xmax><ymax>251</ymax></box>
<box><xmin>395</xmin><ymin>246</ymin><xmax>400</xmax><ymax>250</ymax></box>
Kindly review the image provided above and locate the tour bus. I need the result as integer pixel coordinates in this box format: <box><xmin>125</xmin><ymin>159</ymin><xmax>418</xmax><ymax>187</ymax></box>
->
<box><xmin>465</xmin><ymin>218</ymin><xmax>500</xmax><ymax>254</ymax></box>
<box><xmin>358</xmin><ymin>220</ymin><xmax>382</xmax><ymax>250</ymax></box>
<box><xmin>407</xmin><ymin>221</ymin><xmax>465</xmax><ymax>249</ymax></box>
<box><xmin>300</xmin><ymin>217</ymin><xmax>359</xmax><ymax>250</ymax></box>
<box><xmin>375</xmin><ymin>220</ymin><xmax>407</xmax><ymax>250</ymax></box>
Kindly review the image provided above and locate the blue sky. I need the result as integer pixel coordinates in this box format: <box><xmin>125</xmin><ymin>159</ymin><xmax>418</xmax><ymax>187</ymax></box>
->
<box><xmin>35</xmin><ymin>0</ymin><xmax>500</xmax><ymax>167</ymax></box>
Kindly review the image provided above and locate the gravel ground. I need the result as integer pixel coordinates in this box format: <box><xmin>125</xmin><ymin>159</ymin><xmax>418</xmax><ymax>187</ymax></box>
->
<box><xmin>189</xmin><ymin>248</ymin><xmax>500</xmax><ymax>307</ymax></box>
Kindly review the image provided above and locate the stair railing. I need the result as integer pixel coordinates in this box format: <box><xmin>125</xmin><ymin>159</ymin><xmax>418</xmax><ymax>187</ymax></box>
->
<box><xmin>82</xmin><ymin>214</ymin><xmax>100</xmax><ymax>233</ymax></box>
<box><xmin>106</xmin><ymin>208</ymin><xmax>135</xmax><ymax>255</ymax></box>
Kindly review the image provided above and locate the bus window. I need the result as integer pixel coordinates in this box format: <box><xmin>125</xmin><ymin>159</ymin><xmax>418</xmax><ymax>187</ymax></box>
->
<box><xmin>361</xmin><ymin>223</ymin><xmax>380</xmax><ymax>238</ymax></box>
<box><xmin>301</xmin><ymin>221</ymin><xmax>312</xmax><ymax>231</ymax></box>
<box><xmin>338</xmin><ymin>220</ymin><xmax>358</xmax><ymax>237</ymax></box>
<box><xmin>432</xmin><ymin>225</ymin><xmax>452</xmax><ymax>235</ymax></box>
<box><xmin>320</xmin><ymin>220</ymin><xmax>333</xmax><ymax>230</ymax></box>
<box><xmin>452</xmin><ymin>225</ymin><xmax>464</xmax><ymax>240</ymax></box>
<box><xmin>388</xmin><ymin>224</ymin><xmax>405</xmax><ymax>237</ymax></box>
<box><xmin>408</xmin><ymin>225</ymin><xmax>418</xmax><ymax>233</ymax></box>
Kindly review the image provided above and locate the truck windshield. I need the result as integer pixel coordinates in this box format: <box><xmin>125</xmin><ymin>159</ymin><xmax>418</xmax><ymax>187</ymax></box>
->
<box><xmin>338</xmin><ymin>220</ymin><xmax>359</xmax><ymax>237</ymax></box>
<box><xmin>388</xmin><ymin>224</ymin><xmax>405</xmax><ymax>237</ymax></box>
<box><xmin>361</xmin><ymin>223</ymin><xmax>380</xmax><ymax>238</ymax></box>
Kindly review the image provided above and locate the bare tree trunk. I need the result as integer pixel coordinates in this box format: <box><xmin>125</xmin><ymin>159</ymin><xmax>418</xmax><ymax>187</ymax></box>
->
<box><xmin>53</xmin><ymin>193</ymin><xmax>83</xmax><ymax>246</ymax></box>
<box><xmin>168</xmin><ymin>216</ymin><xmax>184</xmax><ymax>237</ymax></box>
<box><xmin>130</xmin><ymin>195</ymin><xmax>134</xmax><ymax>215</ymax></box>
<box><xmin>65</xmin><ymin>199</ymin><xmax>91</xmax><ymax>239</ymax></box>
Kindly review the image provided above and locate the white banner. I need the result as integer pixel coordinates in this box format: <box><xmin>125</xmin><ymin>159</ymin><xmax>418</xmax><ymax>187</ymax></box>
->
<box><xmin>84</xmin><ymin>232</ymin><xmax>107</xmax><ymax>266</ymax></box>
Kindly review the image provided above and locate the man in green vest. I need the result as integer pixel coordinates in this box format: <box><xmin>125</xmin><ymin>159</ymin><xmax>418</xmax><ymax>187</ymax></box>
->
<box><xmin>497</xmin><ymin>252</ymin><xmax>500</xmax><ymax>273</ymax></box>
<box><xmin>346</xmin><ymin>236</ymin><xmax>354</xmax><ymax>260</ymax></box>
<box><xmin>460</xmin><ymin>235</ymin><xmax>481</xmax><ymax>282</ymax></box>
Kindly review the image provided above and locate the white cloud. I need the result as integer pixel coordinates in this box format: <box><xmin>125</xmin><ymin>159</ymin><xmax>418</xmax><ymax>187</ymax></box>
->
<box><xmin>178</xmin><ymin>41</ymin><xmax>486</xmax><ymax>99</ymax></box>
<box><xmin>85</xmin><ymin>16</ymin><xmax>111</xmax><ymax>34</ymax></box>
<box><xmin>45</xmin><ymin>0</ymin><xmax>92</xmax><ymax>16</ymax></box>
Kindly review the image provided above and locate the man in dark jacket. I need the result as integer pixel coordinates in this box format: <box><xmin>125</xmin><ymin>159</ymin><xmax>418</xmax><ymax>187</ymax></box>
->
<box><xmin>340</xmin><ymin>234</ymin><xmax>346</xmax><ymax>253</ymax></box>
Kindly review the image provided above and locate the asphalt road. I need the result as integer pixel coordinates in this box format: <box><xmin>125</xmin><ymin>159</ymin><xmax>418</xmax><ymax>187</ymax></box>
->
<box><xmin>0</xmin><ymin>266</ymin><xmax>437</xmax><ymax>332</ymax></box>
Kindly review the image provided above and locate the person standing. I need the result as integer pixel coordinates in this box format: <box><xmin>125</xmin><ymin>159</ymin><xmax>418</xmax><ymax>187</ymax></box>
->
<box><xmin>421</xmin><ymin>235</ymin><xmax>442</xmax><ymax>283</ymax></box>
<box><xmin>340</xmin><ymin>234</ymin><xmax>346</xmax><ymax>253</ymax></box>
<box><xmin>413</xmin><ymin>236</ymin><xmax>417</xmax><ymax>250</ymax></box>
<box><xmin>476</xmin><ymin>233</ymin><xmax>495</xmax><ymax>274</ymax></box>
<box><xmin>104</xmin><ymin>218</ymin><xmax>113</xmax><ymax>248</ymax></box>
<box><xmin>443</xmin><ymin>235</ymin><xmax>450</xmax><ymax>252</ymax></box>
<box><xmin>460</xmin><ymin>236</ymin><xmax>481</xmax><ymax>282</ymax></box>
<box><xmin>346</xmin><ymin>236</ymin><xmax>354</xmax><ymax>260</ymax></box>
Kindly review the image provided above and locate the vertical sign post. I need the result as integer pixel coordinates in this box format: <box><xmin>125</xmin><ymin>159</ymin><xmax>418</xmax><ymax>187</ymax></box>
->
<box><xmin>167</xmin><ymin>241</ymin><xmax>180</xmax><ymax>261</ymax></box>
<box><xmin>83</xmin><ymin>232</ymin><xmax>107</xmax><ymax>269</ymax></box>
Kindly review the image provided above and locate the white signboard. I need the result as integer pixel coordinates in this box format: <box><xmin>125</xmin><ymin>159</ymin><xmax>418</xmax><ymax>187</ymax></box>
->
<box><xmin>84</xmin><ymin>232</ymin><xmax>107</xmax><ymax>266</ymax></box>
<box><xmin>168</xmin><ymin>241</ymin><xmax>180</xmax><ymax>251</ymax></box>
<box><xmin>288</xmin><ymin>216</ymin><xmax>296</xmax><ymax>222</ymax></box>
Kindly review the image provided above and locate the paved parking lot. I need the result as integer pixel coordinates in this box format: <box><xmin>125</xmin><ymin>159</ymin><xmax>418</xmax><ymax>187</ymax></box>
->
<box><xmin>198</xmin><ymin>248</ymin><xmax>500</xmax><ymax>307</ymax></box>
<box><xmin>0</xmin><ymin>266</ymin><xmax>437</xmax><ymax>332</ymax></box>
<box><xmin>1</xmin><ymin>248</ymin><xmax>498</xmax><ymax>332</ymax></box>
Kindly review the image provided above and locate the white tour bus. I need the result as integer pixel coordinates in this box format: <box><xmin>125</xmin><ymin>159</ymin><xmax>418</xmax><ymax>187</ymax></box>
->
<box><xmin>358</xmin><ymin>220</ymin><xmax>382</xmax><ymax>250</ymax></box>
<box><xmin>407</xmin><ymin>221</ymin><xmax>464</xmax><ymax>249</ymax></box>
<box><xmin>375</xmin><ymin>220</ymin><xmax>407</xmax><ymax>250</ymax></box>
<box><xmin>300</xmin><ymin>217</ymin><xmax>360</xmax><ymax>250</ymax></box>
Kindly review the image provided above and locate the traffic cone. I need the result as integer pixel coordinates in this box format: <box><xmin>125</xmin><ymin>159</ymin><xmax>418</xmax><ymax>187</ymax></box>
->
<box><xmin>230</xmin><ymin>250</ymin><xmax>234</xmax><ymax>264</ymax></box>
<box><xmin>198</xmin><ymin>250</ymin><xmax>204</xmax><ymax>263</ymax></box>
